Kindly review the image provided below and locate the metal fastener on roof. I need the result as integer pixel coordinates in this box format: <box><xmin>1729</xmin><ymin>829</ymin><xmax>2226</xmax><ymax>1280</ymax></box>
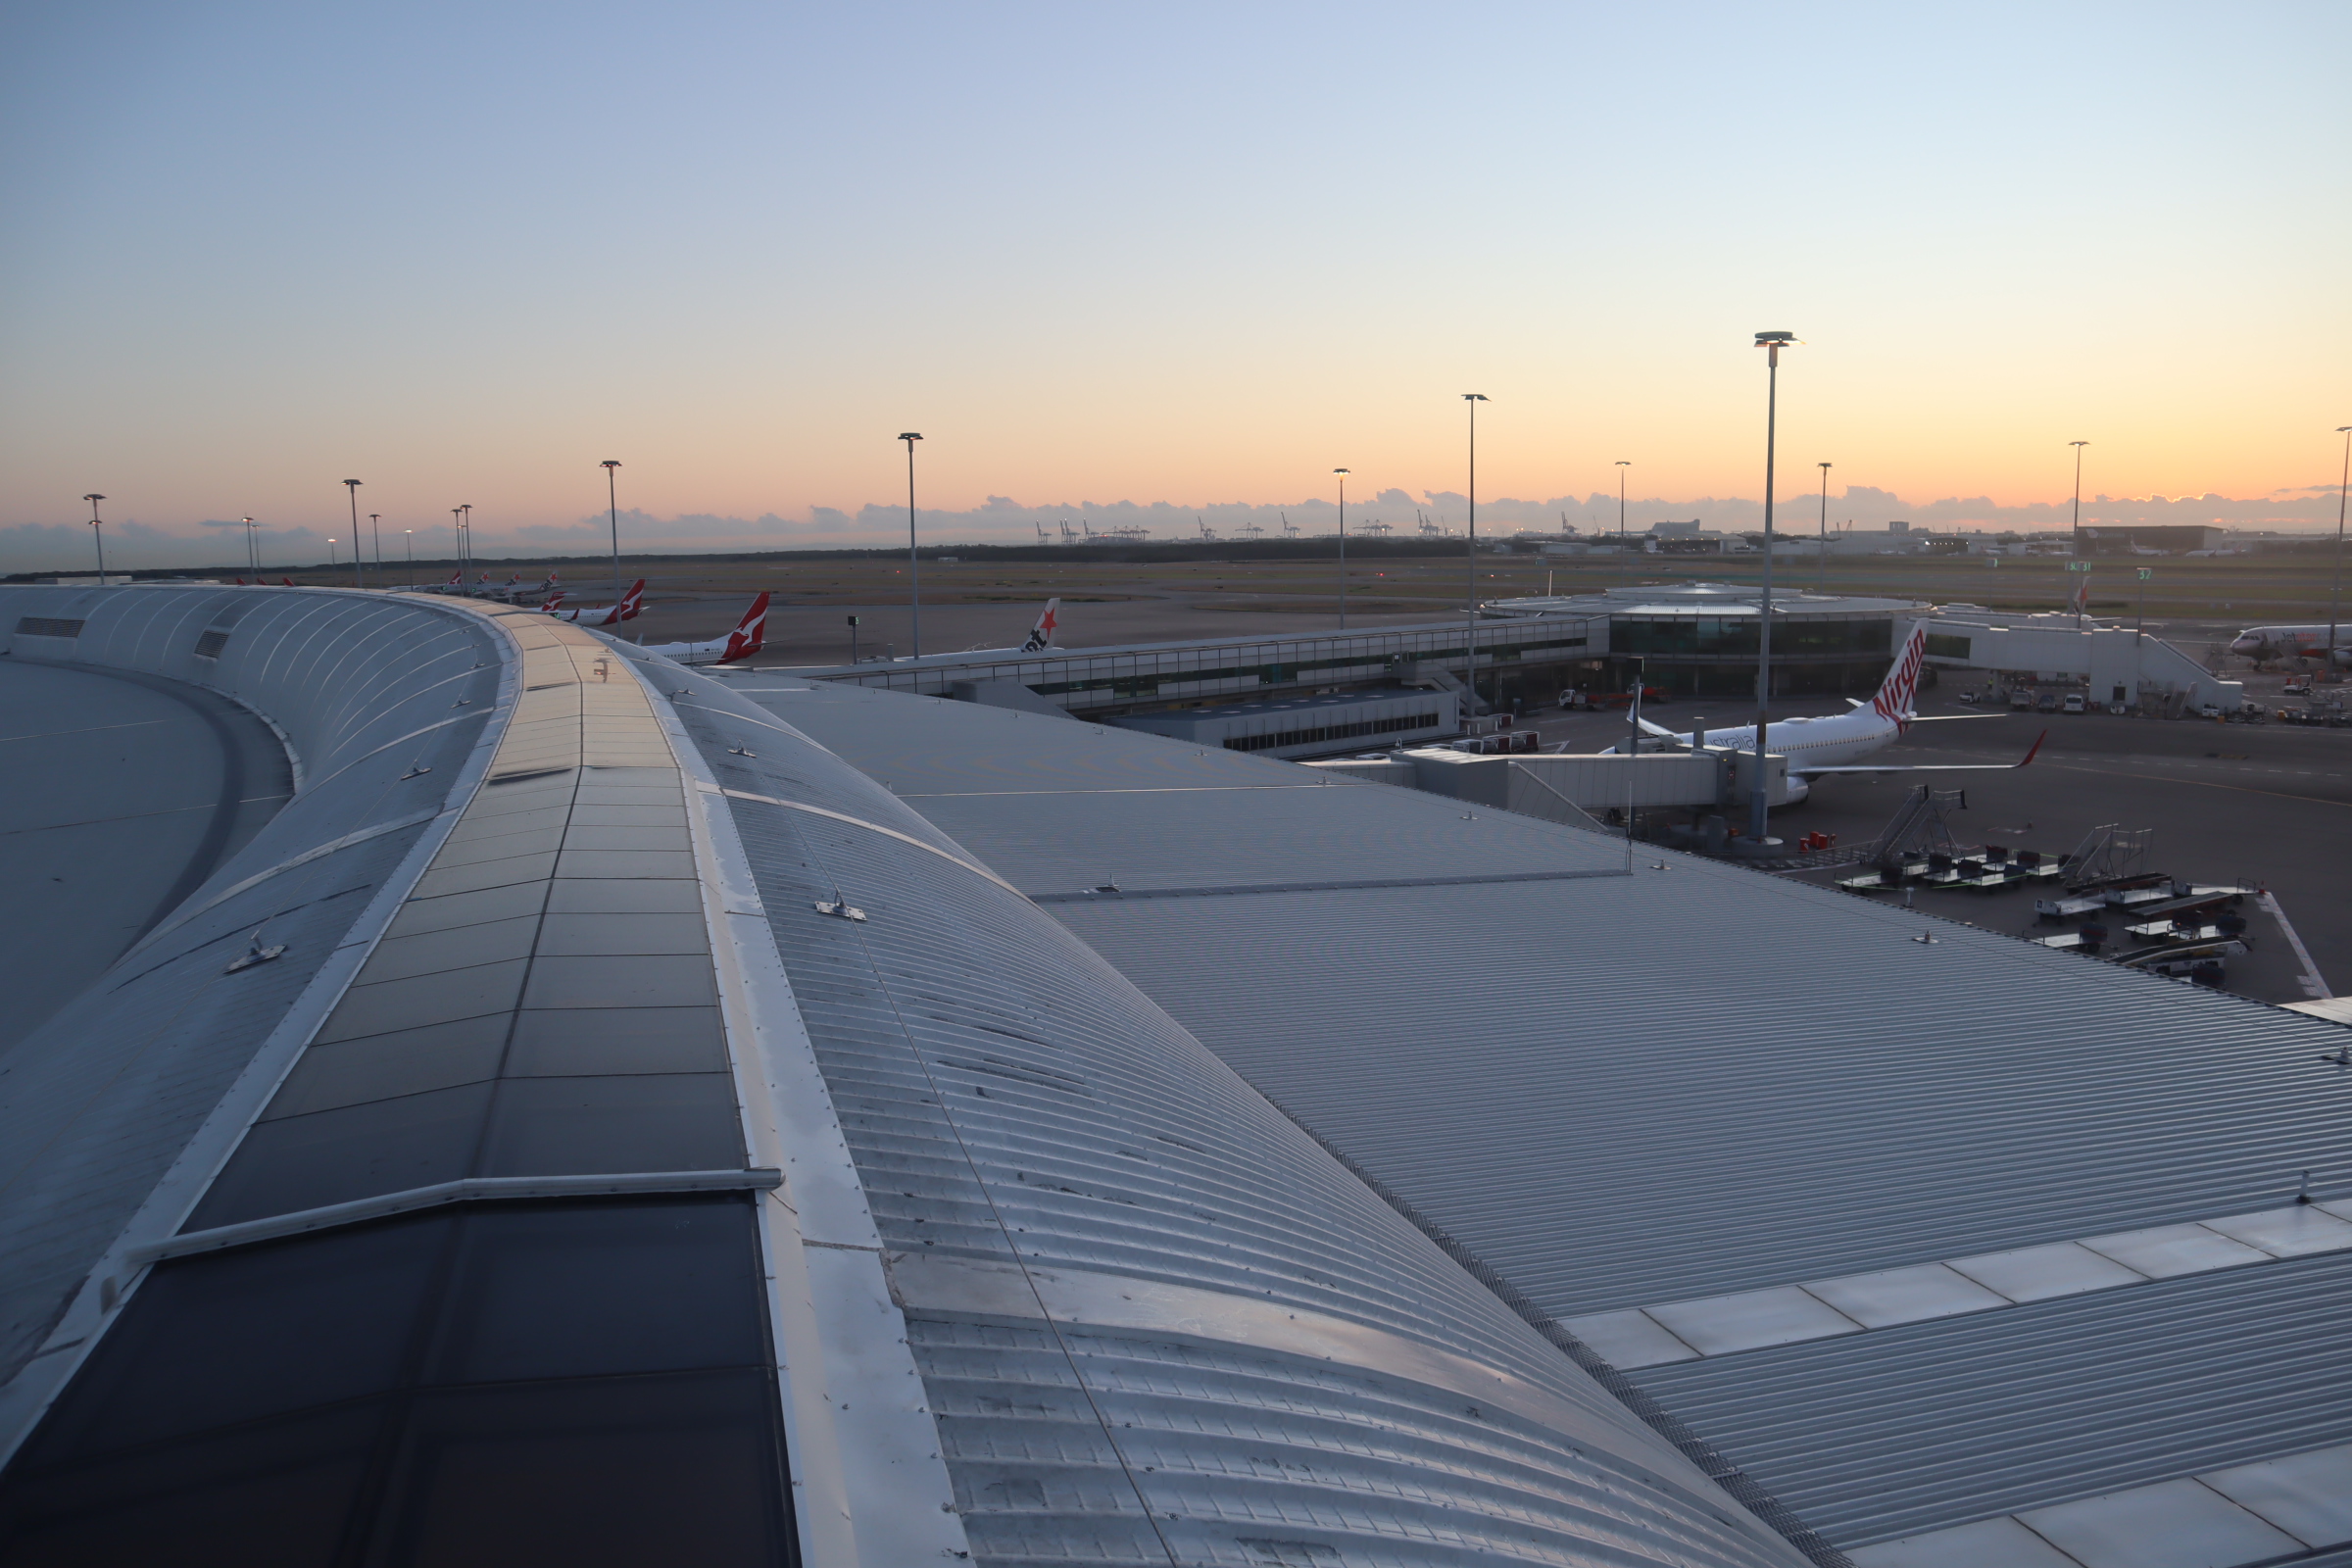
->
<box><xmin>224</xmin><ymin>936</ymin><xmax>285</xmax><ymax>973</ymax></box>
<box><xmin>814</xmin><ymin>898</ymin><xmax>866</xmax><ymax>922</ymax></box>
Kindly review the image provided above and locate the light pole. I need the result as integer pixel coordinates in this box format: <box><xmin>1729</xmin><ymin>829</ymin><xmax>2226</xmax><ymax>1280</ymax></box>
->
<box><xmin>343</xmin><ymin>480</ymin><xmax>364</xmax><ymax>590</ymax></box>
<box><xmin>598</xmin><ymin>463</ymin><xmax>623</xmax><ymax>614</ymax></box>
<box><xmin>1615</xmin><ymin>461</ymin><xmax>1630</xmax><ymax>541</ymax></box>
<box><xmin>1817</xmin><ymin>462</ymin><xmax>1833</xmax><ymax>593</ymax></box>
<box><xmin>900</xmin><ymin>433</ymin><xmax>924</xmax><ymax>659</ymax></box>
<box><xmin>1333</xmin><ymin>467</ymin><xmax>1350</xmax><ymax>630</ymax></box>
<box><xmin>1462</xmin><ymin>396</ymin><xmax>1489</xmax><ymax>713</ymax></box>
<box><xmin>243</xmin><ymin>515</ymin><xmax>257</xmax><ymax>574</ymax></box>
<box><xmin>2328</xmin><ymin>426</ymin><xmax>2352</xmax><ymax>679</ymax></box>
<box><xmin>328</xmin><ymin>537</ymin><xmax>338</xmax><ymax>576</ymax></box>
<box><xmin>451</xmin><ymin>509</ymin><xmax>465</xmax><ymax>585</ymax></box>
<box><xmin>461</xmin><ymin>505</ymin><xmax>474</xmax><ymax>581</ymax></box>
<box><xmin>2068</xmin><ymin>437</ymin><xmax>2090</xmax><ymax>569</ymax></box>
<box><xmin>404</xmin><ymin>529</ymin><xmax>414</xmax><ymax>589</ymax></box>
<box><xmin>82</xmin><ymin>494</ymin><xmax>107</xmax><ymax>582</ymax></box>
<box><xmin>368</xmin><ymin>513</ymin><xmax>382</xmax><ymax>578</ymax></box>
<box><xmin>1750</xmin><ymin>331</ymin><xmax>1798</xmax><ymax>841</ymax></box>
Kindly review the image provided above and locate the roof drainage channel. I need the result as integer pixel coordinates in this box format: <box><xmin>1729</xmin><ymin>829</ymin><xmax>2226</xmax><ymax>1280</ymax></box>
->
<box><xmin>1569</xmin><ymin>1199</ymin><xmax>2352</xmax><ymax>1369</ymax></box>
<box><xmin>1847</xmin><ymin>1439</ymin><xmax>2352</xmax><ymax>1566</ymax></box>
<box><xmin>628</xmin><ymin>644</ymin><xmax>978</xmax><ymax>1568</ymax></box>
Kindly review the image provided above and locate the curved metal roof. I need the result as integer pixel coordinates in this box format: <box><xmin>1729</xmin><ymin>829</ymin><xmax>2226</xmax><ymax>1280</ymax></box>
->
<box><xmin>655</xmin><ymin>652</ymin><xmax>1813</xmax><ymax>1567</ymax></box>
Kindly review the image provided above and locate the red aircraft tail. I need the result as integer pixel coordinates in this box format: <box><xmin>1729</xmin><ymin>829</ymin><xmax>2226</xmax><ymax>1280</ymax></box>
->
<box><xmin>717</xmin><ymin>593</ymin><xmax>770</xmax><ymax>662</ymax></box>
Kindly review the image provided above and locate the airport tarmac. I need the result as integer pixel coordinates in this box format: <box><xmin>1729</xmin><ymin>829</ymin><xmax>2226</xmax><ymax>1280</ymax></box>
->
<box><xmin>1528</xmin><ymin>697</ymin><xmax>2351</xmax><ymax>1007</ymax></box>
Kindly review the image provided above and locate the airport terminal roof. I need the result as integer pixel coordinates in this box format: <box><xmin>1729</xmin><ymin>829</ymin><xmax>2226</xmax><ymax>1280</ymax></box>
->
<box><xmin>8</xmin><ymin>584</ymin><xmax>2350</xmax><ymax>1568</ymax></box>
<box><xmin>754</xmin><ymin>674</ymin><xmax>2352</xmax><ymax>1560</ymax></box>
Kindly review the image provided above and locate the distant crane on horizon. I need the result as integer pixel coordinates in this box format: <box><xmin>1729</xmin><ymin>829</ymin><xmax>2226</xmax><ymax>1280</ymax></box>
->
<box><xmin>1281</xmin><ymin>512</ymin><xmax>1299</xmax><ymax>538</ymax></box>
<box><xmin>1197</xmin><ymin>516</ymin><xmax>1216</xmax><ymax>541</ymax></box>
<box><xmin>1239</xmin><ymin>520</ymin><xmax>1265</xmax><ymax>540</ymax></box>
<box><xmin>1034</xmin><ymin>521</ymin><xmax>1051</xmax><ymax>543</ymax></box>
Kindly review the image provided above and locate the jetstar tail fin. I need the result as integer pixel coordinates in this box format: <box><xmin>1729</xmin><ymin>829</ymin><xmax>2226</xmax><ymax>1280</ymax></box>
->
<box><xmin>1019</xmin><ymin>598</ymin><xmax>1061</xmax><ymax>653</ymax></box>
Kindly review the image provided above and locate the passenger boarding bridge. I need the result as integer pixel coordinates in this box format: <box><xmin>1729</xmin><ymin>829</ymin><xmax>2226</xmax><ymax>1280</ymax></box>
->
<box><xmin>770</xmin><ymin>615</ymin><xmax>1604</xmax><ymax>716</ymax></box>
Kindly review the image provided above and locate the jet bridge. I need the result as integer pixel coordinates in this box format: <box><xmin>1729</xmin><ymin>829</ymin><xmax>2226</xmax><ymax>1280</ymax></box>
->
<box><xmin>1306</xmin><ymin>745</ymin><xmax>1793</xmax><ymax>812</ymax></box>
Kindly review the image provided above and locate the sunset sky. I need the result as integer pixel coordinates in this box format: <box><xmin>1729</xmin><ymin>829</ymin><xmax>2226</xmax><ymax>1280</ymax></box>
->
<box><xmin>4</xmin><ymin>2</ymin><xmax>2347</xmax><ymax>566</ymax></box>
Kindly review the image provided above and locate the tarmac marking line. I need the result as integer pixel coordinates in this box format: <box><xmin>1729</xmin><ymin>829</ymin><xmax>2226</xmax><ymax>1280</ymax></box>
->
<box><xmin>2041</xmin><ymin>760</ymin><xmax>2352</xmax><ymax>808</ymax></box>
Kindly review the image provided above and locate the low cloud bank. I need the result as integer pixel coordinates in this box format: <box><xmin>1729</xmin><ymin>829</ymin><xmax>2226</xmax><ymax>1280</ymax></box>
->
<box><xmin>4</xmin><ymin>485</ymin><xmax>2342</xmax><ymax>571</ymax></box>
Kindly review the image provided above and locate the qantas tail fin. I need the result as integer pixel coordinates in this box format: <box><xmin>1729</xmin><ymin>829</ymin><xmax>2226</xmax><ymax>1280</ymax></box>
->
<box><xmin>717</xmin><ymin>593</ymin><xmax>770</xmax><ymax>662</ymax></box>
<box><xmin>447</xmin><ymin>570</ymin><xmax>462</xmax><ymax>586</ymax></box>
<box><xmin>234</xmin><ymin>576</ymin><xmax>248</xmax><ymax>586</ymax></box>
<box><xmin>1869</xmin><ymin>621</ymin><xmax>1931</xmax><ymax>721</ymax></box>
<box><xmin>595</xmin><ymin>579</ymin><xmax>648</xmax><ymax>626</ymax></box>
<box><xmin>1019</xmin><ymin>598</ymin><xmax>1061</xmax><ymax>653</ymax></box>
<box><xmin>540</xmin><ymin>590</ymin><xmax>564</xmax><ymax>613</ymax></box>
<box><xmin>281</xmin><ymin>576</ymin><xmax>295</xmax><ymax>586</ymax></box>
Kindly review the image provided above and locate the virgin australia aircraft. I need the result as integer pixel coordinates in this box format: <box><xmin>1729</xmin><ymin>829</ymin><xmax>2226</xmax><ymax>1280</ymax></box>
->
<box><xmin>1604</xmin><ymin>621</ymin><xmax>2044</xmax><ymax>804</ymax></box>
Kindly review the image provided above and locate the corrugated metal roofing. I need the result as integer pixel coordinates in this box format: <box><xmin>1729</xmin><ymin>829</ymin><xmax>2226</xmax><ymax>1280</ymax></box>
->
<box><xmin>763</xmin><ymin>679</ymin><xmax>2352</xmax><ymax>1550</ymax></box>
<box><xmin>1628</xmin><ymin>1251</ymin><xmax>2352</xmax><ymax>1545</ymax></box>
<box><xmin>0</xmin><ymin>588</ymin><xmax>502</xmax><ymax>1396</ymax></box>
<box><xmin>661</xmin><ymin>664</ymin><xmax>1815</xmax><ymax>1567</ymax></box>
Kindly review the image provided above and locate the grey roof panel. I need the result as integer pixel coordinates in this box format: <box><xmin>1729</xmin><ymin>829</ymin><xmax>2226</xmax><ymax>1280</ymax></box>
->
<box><xmin>764</xmin><ymin>677</ymin><xmax>2352</xmax><ymax>1553</ymax></box>
<box><xmin>650</xmin><ymin>652</ymin><xmax>1816</xmax><ymax>1567</ymax></box>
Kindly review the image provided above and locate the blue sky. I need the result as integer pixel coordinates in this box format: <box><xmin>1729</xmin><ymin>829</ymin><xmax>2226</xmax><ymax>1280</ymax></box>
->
<box><xmin>4</xmin><ymin>1</ymin><xmax>2347</xmax><ymax>566</ymax></box>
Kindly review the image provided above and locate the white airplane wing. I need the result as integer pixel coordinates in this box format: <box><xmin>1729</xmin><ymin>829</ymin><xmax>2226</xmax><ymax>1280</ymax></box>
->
<box><xmin>1798</xmin><ymin>730</ymin><xmax>2045</xmax><ymax>776</ymax></box>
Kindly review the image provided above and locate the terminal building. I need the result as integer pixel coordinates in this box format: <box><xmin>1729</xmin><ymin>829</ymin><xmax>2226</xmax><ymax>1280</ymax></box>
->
<box><xmin>0</xmin><ymin>583</ymin><xmax>2337</xmax><ymax>1568</ymax></box>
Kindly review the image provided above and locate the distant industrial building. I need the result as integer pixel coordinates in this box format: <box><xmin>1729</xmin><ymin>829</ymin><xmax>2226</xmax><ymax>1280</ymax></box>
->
<box><xmin>2078</xmin><ymin>523</ymin><xmax>2227</xmax><ymax>554</ymax></box>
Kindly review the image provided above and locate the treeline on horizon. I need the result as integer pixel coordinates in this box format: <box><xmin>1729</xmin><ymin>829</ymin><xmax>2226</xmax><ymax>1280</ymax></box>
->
<box><xmin>10</xmin><ymin>531</ymin><xmax>2347</xmax><ymax>583</ymax></box>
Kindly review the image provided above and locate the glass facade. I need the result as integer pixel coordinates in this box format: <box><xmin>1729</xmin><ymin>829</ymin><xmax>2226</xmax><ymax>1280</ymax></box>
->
<box><xmin>0</xmin><ymin>1198</ymin><xmax>795</xmax><ymax>1567</ymax></box>
<box><xmin>1611</xmin><ymin>614</ymin><xmax>1890</xmax><ymax>661</ymax></box>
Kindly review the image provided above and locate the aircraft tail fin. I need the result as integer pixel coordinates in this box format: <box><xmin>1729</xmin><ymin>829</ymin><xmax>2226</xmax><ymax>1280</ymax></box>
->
<box><xmin>281</xmin><ymin>576</ymin><xmax>295</xmax><ymax>586</ymax></box>
<box><xmin>1020</xmin><ymin>598</ymin><xmax>1061</xmax><ymax>653</ymax></box>
<box><xmin>1870</xmin><ymin>621</ymin><xmax>1932</xmax><ymax>721</ymax></box>
<box><xmin>596</xmin><ymin>579</ymin><xmax>648</xmax><ymax>625</ymax></box>
<box><xmin>718</xmin><ymin>593</ymin><xmax>770</xmax><ymax>662</ymax></box>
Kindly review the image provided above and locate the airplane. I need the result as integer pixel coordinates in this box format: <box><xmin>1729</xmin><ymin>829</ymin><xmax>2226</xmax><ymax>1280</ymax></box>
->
<box><xmin>1601</xmin><ymin>621</ymin><xmax>2044</xmax><ymax>804</ymax></box>
<box><xmin>2229</xmin><ymin>624</ymin><xmax>2352</xmax><ymax>666</ymax></box>
<box><xmin>637</xmin><ymin>594</ymin><xmax>768</xmax><ymax>666</ymax></box>
<box><xmin>1021</xmin><ymin>598</ymin><xmax>1058</xmax><ymax>652</ymax></box>
<box><xmin>939</xmin><ymin>599</ymin><xmax>1061</xmax><ymax>658</ymax></box>
<box><xmin>551</xmin><ymin>579</ymin><xmax>646</xmax><ymax>626</ymax></box>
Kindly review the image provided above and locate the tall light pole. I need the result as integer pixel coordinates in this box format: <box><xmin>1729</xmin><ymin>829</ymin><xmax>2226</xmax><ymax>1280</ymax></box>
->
<box><xmin>461</xmin><ymin>504</ymin><xmax>474</xmax><ymax>580</ymax></box>
<box><xmin>900</xmin><ymin>433</ymin><xmax>924</xmax><ymax>658</ymax></box>
<box><xmin>600</xmin><ymin>463</ymin><xmax>622</xmax><ymax>612</ymax></box>
<box><xmin>1817</xmin><ymin>462</ymin><xmax>1833</xmax><ymax>594</ymax></box>
<box><xmin>451</xmin><ymin>509</ymin><xmax>465</xmax><ymax>585</ymax></box>
<box><xmin>82</xmin><ymin>494</ymin><xmax>107</xmax><ymax>582</ymax></box>
<box><xmin>1333</xmin><ymin>467</ymin><xmax>1350</xmax><ymax>630</ymax></box>
<box><xmin>368</xmin><ymin>514</ymin><xmax>382</xmax><ymax>577</ymax></box>
<box><xmin>243</xmin><ymin>515</ymin><xmax>257</xmax><ymax>574</ymax></box>
<box><xmin>404</xmin><ymin>529</ymin><xmax>414</xmax><ymax>590</ymax></box>
<box><xmin>1462</xmin><ymin>395</ymin><xmax>1489</xmax><ymax>713</ymax></box>
<box><xmin>1615</xmin><ymin>461</ymin><xmax>1630</xmax><ymax>541</ymax></box>
<box><xmin>2068</xmin><ymin>438</ymin><xmax>2090</xmax><ymax>568</ymax></box>
<box><xmin>2329</xmin><ymin>425</ymin><xmax>2352</xmax><ymax>678</ymax></box>
<box><xmin>343</xmin><ymin>480</ymin><xmax>364</xmax><ymax>590</ymax></box>
<box><xmin>1750</xmin><ymin>331</ymin><xmax>1798</xmax><ymax>841</ymax></box>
